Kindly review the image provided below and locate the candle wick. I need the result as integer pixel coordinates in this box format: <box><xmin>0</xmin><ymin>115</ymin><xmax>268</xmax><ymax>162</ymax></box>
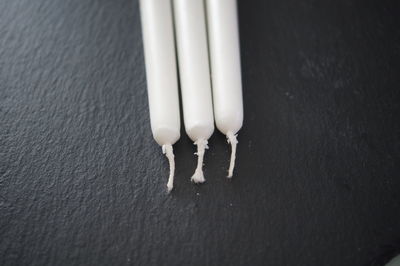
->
<box><xmin>162</xmin><ymin>144</ymin><xmax>175</xmax><ymax>193</ymax></box>
<box><xmin>226</xmin><ymin>132</ymin><xmax>238</xmax><ymax>178</ymax></box>
<box><xmin>191</xmin><ymin>139</ymin><xmax>208</xmax><ymax>183</ymax></box>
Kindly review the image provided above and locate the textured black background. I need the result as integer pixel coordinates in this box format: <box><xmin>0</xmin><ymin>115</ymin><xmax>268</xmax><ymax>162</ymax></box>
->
<box><xmin>1</xmin><ymin>0</ymin><xmax>400</xmax><ymax>265</ymax></box>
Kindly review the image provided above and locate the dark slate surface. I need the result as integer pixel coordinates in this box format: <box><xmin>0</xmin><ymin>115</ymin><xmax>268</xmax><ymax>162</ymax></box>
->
<box><xmin>1</xmin><ymin>0</ymin><xmax>400</xmax><ymax>265</ymax></box>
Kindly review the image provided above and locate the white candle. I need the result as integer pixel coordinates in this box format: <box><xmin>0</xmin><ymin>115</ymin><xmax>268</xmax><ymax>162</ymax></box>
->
<box><xmin>140</xmin><ymin>0</ymin><xmax>181</xmax><ymax>192</ymax></box>
<box><xmin>206</xmin><ymin>0</ymin><xmax>243</xmax><ymax>177</ymax></box>
<box><xmin>173</xmin><ymin>0</ymin><xmax>215</xmax><ymax>183</ymax></box>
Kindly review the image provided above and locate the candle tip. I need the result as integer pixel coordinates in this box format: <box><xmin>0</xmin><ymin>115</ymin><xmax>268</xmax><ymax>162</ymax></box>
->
<box><xmin>191</xmin><ymin>139</ymin><xmax>208</xmax><ymax>183</ymax></box>
<box><xmin>226</xmin><ymin>132</ymin><xmax>238</xmax><ymax>178</ymax></box>
<box><xmin>167</xmin><ymin>183</ymin><xmax>173</xmax><ymax>193</ymax></box>
<box><xmin>191</xmin><ymin>169</ymin><xmax>206</xmax><ymax>183</ymax></box>
<box><xmin>162</xmin><ymin>144</ymin><xmax>175</xmax><ymax>193</ymax></box>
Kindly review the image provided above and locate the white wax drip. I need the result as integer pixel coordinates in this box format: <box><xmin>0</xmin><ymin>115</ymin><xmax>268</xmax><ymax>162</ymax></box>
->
<box><xmin>191</xmin><ymin>139</ymin><xmax>208</xmax><ymax>183</ymax></box>
<box><xmin>226</xmin><ymin>132</ymin><xmax>238</xmax><ymax>178</ymax></box>
<box><xmin>162</xmin><ymin>144</ymin><xmax>175</xmax><ymax>192</ymax></box>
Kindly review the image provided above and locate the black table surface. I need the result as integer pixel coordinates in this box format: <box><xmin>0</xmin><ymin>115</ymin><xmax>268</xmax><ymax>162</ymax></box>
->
<box><xmin>1</xmin><ymin>0</ymin><xmax>400</xmax><ymax>265</ymax></box>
